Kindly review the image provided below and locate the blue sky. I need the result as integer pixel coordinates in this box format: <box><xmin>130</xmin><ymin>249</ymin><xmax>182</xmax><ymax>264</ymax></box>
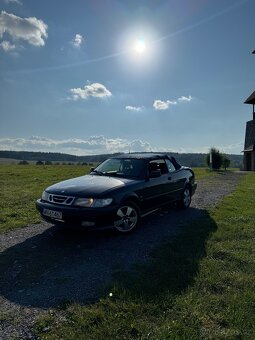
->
<box><xmin>0</xmin><ymin>0</ymin><xmax>254</xmax><ymax>155</ymax></box>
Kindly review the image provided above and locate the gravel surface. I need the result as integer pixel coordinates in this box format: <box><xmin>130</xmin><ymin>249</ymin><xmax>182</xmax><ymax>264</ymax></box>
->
<box><xmin>0</xmin><ymin>171</ymin><xmax>246</xmax><ymax>339</ymax></box>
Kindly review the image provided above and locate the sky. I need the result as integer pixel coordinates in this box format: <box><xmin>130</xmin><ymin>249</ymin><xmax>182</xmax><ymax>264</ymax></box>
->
<box><xmin>0</xmin><ymin>0</ymin><xmax>254</xmax><ymax>156</ymax></box>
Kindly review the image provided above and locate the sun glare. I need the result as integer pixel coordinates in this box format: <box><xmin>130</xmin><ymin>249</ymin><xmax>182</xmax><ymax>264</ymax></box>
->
<box><xmin>118</xmin><ymin>27</ymin><xmax>160</xmax><ymax>69</ymax></box>
<box><xmin>134</xmin><ymin>38</ymin><xmax>146</xmax><ymax>54</ymax></box>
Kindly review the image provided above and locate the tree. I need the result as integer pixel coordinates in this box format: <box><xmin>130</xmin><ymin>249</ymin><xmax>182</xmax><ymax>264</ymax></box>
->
<box><xmin>222</xmin><ymin>155</ymin><xmax>231</xmax><ymax>170</ymax></box>
<box><xmin>36</xmin><ymin>160</ymin><xmax>44</xmax><ymax>165</ymax></box>
<box><xmin>206</xmin><ymin>147</ymin><xmax>223</xmax><ymax>170</ymax></box>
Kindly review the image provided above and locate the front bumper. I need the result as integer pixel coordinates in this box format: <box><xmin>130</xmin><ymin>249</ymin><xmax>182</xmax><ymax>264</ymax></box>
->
<box><xmin>36</xmin><ymin>199</ymin><xmax>118</xmax><ymax>228</ymax></box>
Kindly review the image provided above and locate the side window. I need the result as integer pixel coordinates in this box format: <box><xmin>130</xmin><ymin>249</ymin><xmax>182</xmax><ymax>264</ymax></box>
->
<box><xmin>149</xmin><ymin>159</ymin><xmax>168</xmax><ymax>174</ymax></box>
<box><xmin>165</xmin><ymin>159</ymin><xmax>176</xmax><ymax>173</ymax></box>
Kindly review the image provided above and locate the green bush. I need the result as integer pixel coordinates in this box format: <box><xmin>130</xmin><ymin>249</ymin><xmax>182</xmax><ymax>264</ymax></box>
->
<box><xmin>18</xmin><ymin>160</ymin><xmax>29</xmax><ymax>165</ymax></box>
<box><xmin>222</xmin><ymin>155</ymin><xmax>231</xmax><ymax>170</ymax></box>
<box><xmin>206</xmin><ymin>148</ymin><xmax>231</xmax><ymax>170</ymax></box>
<box><xmin>206</xmin><ymin>147</ymin><xmax>223</xmax><ymax>170</ymax></box>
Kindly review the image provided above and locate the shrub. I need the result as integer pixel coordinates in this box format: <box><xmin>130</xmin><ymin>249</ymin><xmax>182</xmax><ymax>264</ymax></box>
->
<box><xmin>206</xmin><ymin>147</ymin><xmax>223</xmax><ymax>170</ymax></box>
<box><xmin>18</xmin><ymin>160</ymin><xmax>29</xmax><ymax>165</ymax></box>
<box><xmin>222</xmin><ymin>155</ymin><xmax>231</xmax><ymax>170</ymax></box>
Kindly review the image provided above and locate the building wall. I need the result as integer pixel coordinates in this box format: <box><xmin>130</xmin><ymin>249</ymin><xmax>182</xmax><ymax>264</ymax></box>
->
<box><xmin>243</xmin><ymin>119</ymin><xmax>255</xmax><ymax>171</ymax></box>
<box><xmin>244</xmin><ymin>119</ymin><xmax>255</xmax><ymax>149</ymax></box>
<box><xmin>244</xmin><ymin>151</ymin><xmax>255</xmax><ymax>171</ymax></box>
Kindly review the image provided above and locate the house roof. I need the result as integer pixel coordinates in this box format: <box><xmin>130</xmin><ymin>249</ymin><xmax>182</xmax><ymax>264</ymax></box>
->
<box><xmin>244</xmin><ymin>91</ymin><xmax>255</xmax><ymax>104</ymax></box>
<box><xmin>243</xmin><ymin>144</ymin><xmax>255</xmax><ymax>152</ymax></box>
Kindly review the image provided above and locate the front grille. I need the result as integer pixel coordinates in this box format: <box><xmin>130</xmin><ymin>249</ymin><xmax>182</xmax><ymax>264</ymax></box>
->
<box><xmin>48</xmin><ymin>194</ymin><xmax>75</xmax><ymax>206</ymax></box>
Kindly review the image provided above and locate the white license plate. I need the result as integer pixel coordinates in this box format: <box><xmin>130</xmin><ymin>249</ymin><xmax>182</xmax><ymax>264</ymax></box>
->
<box><xmin>43</xmin><ymin>209</ymin><xmax>62</xmax><ymax>219</ymax></box>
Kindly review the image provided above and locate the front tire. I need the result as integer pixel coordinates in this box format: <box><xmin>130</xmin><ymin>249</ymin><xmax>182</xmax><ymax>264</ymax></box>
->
<box><xmin>178</xmin><ymin>187</ymin><xmax>191</xmax><ymax>209</ymax></box>
<box><xmin>113</xmin><ymin>201</ymin><xmax>140</xmax><ymax>233</ymax></box>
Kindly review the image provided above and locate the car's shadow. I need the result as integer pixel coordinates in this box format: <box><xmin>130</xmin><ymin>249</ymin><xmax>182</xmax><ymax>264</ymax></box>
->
<box><xmin>0</xmin><ymin>207</ymin><xmax>217</xmax><ymax>308</ymax></box>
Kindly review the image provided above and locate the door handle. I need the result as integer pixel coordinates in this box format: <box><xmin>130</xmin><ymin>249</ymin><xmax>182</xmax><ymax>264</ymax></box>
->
<box><xmin>168</xmin><ymin>177</ymin><xmax>172</xmax><ymax>180</ymax></box>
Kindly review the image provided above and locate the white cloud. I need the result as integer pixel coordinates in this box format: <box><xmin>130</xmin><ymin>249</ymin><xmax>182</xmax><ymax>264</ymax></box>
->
<box><xmin>153</xmin><ymin>99</ymin><xmax>177</xmax><ymax>110</ymax></box>
<box><xmin>0</xmin><ymin>136</ymin><xmax>152</xmax><ymax>155</ymax></box>
<box><xmin>219</xmin><ymin>142</ymin><xmax>243</xmax><ymax>154</ymax></box>
<box><xmin>129</xmin><ymin>139</ymin><xmax>151</xmax><ymax>152</ymax></box>
<box><xmin>4</xmin><ymin>0</ymin><xmax>22</xmax><ymax>5</ymax></box>
<box><xmin>0</xmin><ymin>11</ymin><xmax>48</xmax><ymax>47</ymax></box>
<box><xmin>178</xmin><ymin>95</ymin><xmax>193</xmax><ymax>102</ymax></box>
<box><xmin>153</xmin><ymin>95</ymin><xmax>193</xmax><ymax>110</ymax></box>
<box><xmin>71</xmin><ymin>33</ymin><xmax>83</xmax><ymax>48</ymax></box>
<box><xmin>70</xmin><ymin>82</ymin><xmax>112</xmax><ymax>100</ymax></box>
<box><xmin>0</xmin><ymin>39</ymin><xmax>15</xmax><ymax>51</ymax></box>
<box><xmin>125</xmin><ymin>105</ymin><xmax>142</xmax><ymax>112</ymax></box>
<box><xmin>172</xmin><ymin>142</ymin><xmax>243</xmax><ymax>154</ymax></box>
<box><xmin>0</xmin><ymin>136</ymin><xmax>243</xmax><ymax>155</ymax></box>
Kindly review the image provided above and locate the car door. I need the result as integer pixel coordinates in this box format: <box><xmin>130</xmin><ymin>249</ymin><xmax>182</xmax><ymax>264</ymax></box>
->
<box><xmin>165</xmin><ymin>159</ymin><xmax>185</xmax><ymax>200</ymax></box>
<box><xmin>136</xmin><ymin>159</ymin><xmax>173</xmax><ymax>211</ymax></box>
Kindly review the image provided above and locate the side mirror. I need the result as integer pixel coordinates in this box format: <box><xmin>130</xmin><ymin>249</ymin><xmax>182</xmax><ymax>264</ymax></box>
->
<box><xmin>149</xmin><ymin>170</ymin><xmax>161</xmax><ymax>178</ymax></box>
<box><xmin>90</xmin><ymin>167</ymin><xmax>95</xmax><ymax>172</ymax></box>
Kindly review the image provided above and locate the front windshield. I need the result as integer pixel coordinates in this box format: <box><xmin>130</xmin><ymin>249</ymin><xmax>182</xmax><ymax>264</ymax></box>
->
<box><xmin>92</xmin><ymin>158</ymin><xmax>145</xmax><ymax>179</ymax></box>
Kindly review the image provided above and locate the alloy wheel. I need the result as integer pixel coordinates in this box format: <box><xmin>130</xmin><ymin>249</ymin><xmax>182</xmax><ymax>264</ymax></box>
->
<box><xmin>114</xmin><ymin>204</ymin><xmax>139</xmax><ymax>233</ymax></box>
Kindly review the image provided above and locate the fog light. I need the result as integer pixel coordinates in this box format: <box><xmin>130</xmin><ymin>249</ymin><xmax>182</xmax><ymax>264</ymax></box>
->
<box><xmin>81</xmin><ymin>221</ymin><xmax>95</xmax><ymax>227</ymax></box>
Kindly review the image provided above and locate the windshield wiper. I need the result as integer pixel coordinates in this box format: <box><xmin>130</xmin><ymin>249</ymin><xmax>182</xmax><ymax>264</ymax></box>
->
<box><xmin>91</xmin><ymin>170</ymin><xmax>104</xmax><ymax>175</ymax></box>
<box><xmin>104</xmin><ymin>171</ymin><xmax>118</xmax><ymax>176</ymax></box>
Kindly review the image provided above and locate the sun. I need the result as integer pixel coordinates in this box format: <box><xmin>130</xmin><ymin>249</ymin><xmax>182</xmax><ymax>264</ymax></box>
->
<box><xmin>118</xmin><ymin>28</ymin><xmax>160</xmax><ymax>68</ymax></box>
<box><xmin>134</xmin><ymin>38</ymin><xmax>146</xmax><ymax>55</ymax></box>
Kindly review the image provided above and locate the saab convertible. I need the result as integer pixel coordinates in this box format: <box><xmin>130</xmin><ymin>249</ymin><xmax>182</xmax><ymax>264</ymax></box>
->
<box><xmin>36</xmin><ymin>153</ymin><xmax>197</xmax><ymax>233</ymax></box>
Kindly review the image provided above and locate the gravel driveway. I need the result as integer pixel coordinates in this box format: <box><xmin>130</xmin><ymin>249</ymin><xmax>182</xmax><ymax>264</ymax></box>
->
<box><xmin>0</xmin><ymin>171</ymin><xmax>246</xmax><ymax>339</ymax></box>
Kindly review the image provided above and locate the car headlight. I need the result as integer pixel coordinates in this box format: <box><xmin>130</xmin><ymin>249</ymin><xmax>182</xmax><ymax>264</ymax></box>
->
<box><xmin>73</xmin><ymin>198</ymin><xmax>94</xmax><ymax>207</ymax></box>
<box><xmin>93</xmin><ymin>198</ymin><xmax>113</xmax><ymax>207</ymax></box>
<box><xmin>73</xmin><ymin>198</ymin><xmax>112</xmax><ymax>208</ymax></box>
<box><xmin>42</xmin><ymin>191</ymin><xmax>50</xmax><ymax>201</ymax></box>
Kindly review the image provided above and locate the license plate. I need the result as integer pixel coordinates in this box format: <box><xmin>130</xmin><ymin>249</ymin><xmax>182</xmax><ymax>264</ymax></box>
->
<box><xmin>43</xmin><ymin>209</ymin><xmax>62</xmax><ymax>219</ymax></box>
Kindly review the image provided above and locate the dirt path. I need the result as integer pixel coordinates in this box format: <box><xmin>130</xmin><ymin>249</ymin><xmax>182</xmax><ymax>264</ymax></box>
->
<box><xmin>0</xmin><ymin>172</ymin><xmax>246</xmax><ymax>339</ymax></box>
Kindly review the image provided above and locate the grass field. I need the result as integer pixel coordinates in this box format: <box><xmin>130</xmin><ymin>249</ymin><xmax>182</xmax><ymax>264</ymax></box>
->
<box><xmin>0</xmin><ymin>165</ymin><xmax>214</xmax><ymax>233</ymax></box>
<box><xmin>0</xmin><ymin>165</ymin><xmax>90</xmax><ymax>233</ymax></box>
<box><xmin>34</xmin><ymin>172</ymin><xmax>255</xmax><ymax>339</ymax></box>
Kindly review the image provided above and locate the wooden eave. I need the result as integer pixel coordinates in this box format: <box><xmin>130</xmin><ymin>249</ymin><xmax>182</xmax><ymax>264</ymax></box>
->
<box><xmin>244</xmin><ymin>91</ymin><xmax>255</xmax><ymax>104</ymax></box>
<box><xmin>243</xmin><ymin>144</ymin><xmax>255</xmax><ymax>152</ymax></box>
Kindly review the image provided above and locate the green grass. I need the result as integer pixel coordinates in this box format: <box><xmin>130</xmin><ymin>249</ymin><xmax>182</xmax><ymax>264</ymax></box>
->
<box><xmin>194</xmin><ymin>167</ymin><xmax>239</xmax><ymax>180</ymax></box>
<box><xmin>193</xmin><ymin>167</ymin><xmax>216</xmax><ymax>179</ymax></box>
<box><xmin>34</xmin><ymin>172</ymin><xmax>255</xmax><ymax>339</ymax></box>
<box><xmin>0</xmin><ymin>164</ymin><xmax>90</xmax><ymax>233</ymax></box>
<box><xmin>0</xmin><ymin>165</ymin><xmax>213</xmax><ymax>233</ymax></box>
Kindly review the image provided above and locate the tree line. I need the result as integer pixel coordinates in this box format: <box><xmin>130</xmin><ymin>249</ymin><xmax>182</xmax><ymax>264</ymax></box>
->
<box><xmin>0</xmin><ymin>150</ymin><xmax>243</xmax><ymax>168</ymax></box>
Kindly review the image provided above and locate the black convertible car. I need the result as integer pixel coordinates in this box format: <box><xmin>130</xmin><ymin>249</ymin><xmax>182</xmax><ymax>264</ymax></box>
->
<box><xmin>36</xmin><ymin>153</ymin><xmax>197</xmax><ymax>233</ymax></box>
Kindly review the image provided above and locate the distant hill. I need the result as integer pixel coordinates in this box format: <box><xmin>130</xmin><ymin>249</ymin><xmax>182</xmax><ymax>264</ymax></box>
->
<box><xmin>0</xmin><ymin>150</ymin><xmax>243</xmax><ymax>168</ymax></box>
<box><xmin>0</xmin><ymin>150</ymin><xmax>123</xmax><ymax>163</ymax></box>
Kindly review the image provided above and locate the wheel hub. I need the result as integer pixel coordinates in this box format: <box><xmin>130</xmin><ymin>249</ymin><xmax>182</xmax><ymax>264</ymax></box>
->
<box><xmin>114</xmin><ymin>205</ymin><xmax>138</xmax><ymax>232</ymax></box>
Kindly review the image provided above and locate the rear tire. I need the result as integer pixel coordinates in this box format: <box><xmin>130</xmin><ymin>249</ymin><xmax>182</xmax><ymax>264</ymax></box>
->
<box><xmin>113</xmin><ymin>201</ymin><xmax>140</xmax><ymax>233</ymax></box>
<box><xmin>178</xmin><ymin>187</ymin><xmax>191</xmax><ymax>209</ymax></box>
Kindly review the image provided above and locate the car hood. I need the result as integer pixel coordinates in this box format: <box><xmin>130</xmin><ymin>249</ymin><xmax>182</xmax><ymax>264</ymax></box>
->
<box><xmin>46</xmin><ymin>174</ymin><xmax>135</xmax><ymax>197</ymax></box>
